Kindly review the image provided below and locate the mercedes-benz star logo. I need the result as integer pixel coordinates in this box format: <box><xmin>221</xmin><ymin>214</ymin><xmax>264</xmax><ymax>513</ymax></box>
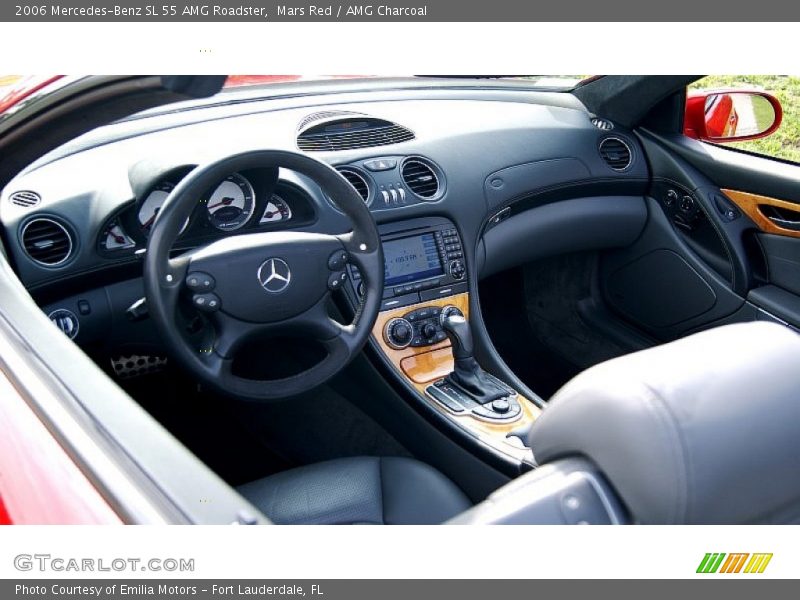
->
<box><xmin>257</xmin><ymin>258</ymin><xmax>291</xmax><ymax>293</ymax></box>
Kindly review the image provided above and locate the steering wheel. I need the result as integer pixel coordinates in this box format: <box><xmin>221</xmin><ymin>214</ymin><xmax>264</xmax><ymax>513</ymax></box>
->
<box><xmin>143</xmin><ymin>150</ymin><xmax>383</xmax><ymax>401</ymax></box>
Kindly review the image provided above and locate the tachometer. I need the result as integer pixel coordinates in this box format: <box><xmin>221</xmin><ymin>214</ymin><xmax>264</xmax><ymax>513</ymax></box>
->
<box><xmin>206</xmin><ymin>174</ymin><xmax>256</xmax><ymax>231</ymax></box>
<box><xmin>138</xmin><ymin>182</ymin><xmax>189</xmax><ymax>235</ymax></box>
<box><xmin>259</xmin><ymin>194</ymin><xmax>293</xmax><ymax>224</ymax></box>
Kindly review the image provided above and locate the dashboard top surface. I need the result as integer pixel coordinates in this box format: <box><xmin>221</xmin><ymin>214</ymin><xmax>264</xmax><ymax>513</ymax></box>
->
<box><xmin>1</xmin><ymin>89</ymin><xmax>648</xmax><ymax>291</ymax></box>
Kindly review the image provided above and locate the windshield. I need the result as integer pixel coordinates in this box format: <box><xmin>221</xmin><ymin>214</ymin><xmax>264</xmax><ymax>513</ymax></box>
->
<box><xmin>222</xmin><ymin>75</ymin><xmax>589</xmax><ymax>91</ymax></box>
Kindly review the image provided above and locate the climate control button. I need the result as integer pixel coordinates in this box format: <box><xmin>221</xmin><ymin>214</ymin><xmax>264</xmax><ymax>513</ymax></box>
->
<box><xmin>422</xmin><ymin>322</ymin><xmax>438</xmax><ymax>339</ymax></box>
<box><xmin>440</xmin><ymin>305</ymin><xmax>464</xmax><ymax>326</ymax></box>
<box><xmin>385</xmin><ymin>317</ymin><xmax>413</xmax><ymax>349</ymax></box>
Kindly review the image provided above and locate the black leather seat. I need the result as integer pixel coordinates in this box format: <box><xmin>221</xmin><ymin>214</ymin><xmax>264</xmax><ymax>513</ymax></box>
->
<box><xmin>237</xmin><ymin>456</ymin><xmax>471</xmax><ymax>524</ymax></box>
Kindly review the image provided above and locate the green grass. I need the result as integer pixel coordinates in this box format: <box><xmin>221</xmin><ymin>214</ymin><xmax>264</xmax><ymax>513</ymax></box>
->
<box><xmin>690</xmin><ymin>75</ymin><xmax>800</xmax><ymax>163</ymax></box>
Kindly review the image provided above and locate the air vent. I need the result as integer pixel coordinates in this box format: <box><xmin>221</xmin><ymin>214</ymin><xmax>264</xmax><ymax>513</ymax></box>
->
<box><xmin>297</xmin><ymin>110</ymin><xmax>363</xmax><ymax>131</ymax></box>
<box><xmin>298</xmin><ymin>118</ymin><xmax>415</xmax><ymax>152</ymax></box>
<box><xmin>401</xmin><ymin>158</ymin><xmax>440</xmax><ymax>199</ymax></box>
<box><xmin>591</xmin><ymin>117</ymin><xmax>614</xmax><ymax>131</ymax></box>
<box><xmin>599</xmin><ymin>137</ymin><xmax>633</xmax><ymax>171</ymax></box>
<box><xmin>9</xmin><ymin>190</ymin><xmax>41</xmax><ymax>208</ymax></box>
<box><xmin>21</xmin><ymin>218</ymin><xmax>74</xmax><ymax>266</ymax></box>
<box><xmin>336</xmin><ymin>167</ymin><xmax>371</xmax><ymax>203</ymax></box>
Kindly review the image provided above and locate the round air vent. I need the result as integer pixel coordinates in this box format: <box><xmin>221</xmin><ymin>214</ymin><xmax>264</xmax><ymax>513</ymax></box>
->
<box><xmin>599</xmin><ymin>137</ymin><xmax>633</xmax><ymax>171</ymax></box>
<box><xmin>9</xmin><ymin>190</ymin><xmax>41</xmax><ymax>208</ymax></box>
<box><xmin>336</xmin><ymin>167</ymin><xmax>371</xmax><ymax>203</ymax></box>
<box><xmin>401</xmin><ymin>158</ymin><xmax>441</xmax><ymax>199</ymax></box>
<box><xmin>21</xmin><ymin>217</ymin><xmax>75</xmax><ymax>266</ymax></box>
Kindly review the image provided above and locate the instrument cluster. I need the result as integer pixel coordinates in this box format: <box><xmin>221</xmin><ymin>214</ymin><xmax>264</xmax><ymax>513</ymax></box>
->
<box><xmin>98</xmin><ymin>169</ymin><xmax>313</xmax><ymax>257</ymax></box>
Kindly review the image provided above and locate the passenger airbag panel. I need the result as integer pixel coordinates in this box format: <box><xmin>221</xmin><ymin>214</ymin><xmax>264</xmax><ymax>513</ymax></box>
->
<box><xmin>484</xmin><ymin>158</ymin><xmax>592</xmax><ymax>210</ymax></box>
<box><xmin>480</xmin><ymin>196</ymin><xmax>647</xmax><ymax>278</ymax></box>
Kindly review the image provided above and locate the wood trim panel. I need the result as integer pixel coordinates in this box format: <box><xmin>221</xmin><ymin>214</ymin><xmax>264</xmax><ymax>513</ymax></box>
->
<box><xmin>722</xmin><ymin>188</ymin><xmax>800</xmax><ymax>239</ymax></box>
<box><xmin>400</xmin><ymin>347</ymin><xmax>455</xmax><ymax>384</ymax></box>
<box><xmin>372</xmin><ymin>292</ymin><xmax>541</xmax><ymax>460</ymax></box>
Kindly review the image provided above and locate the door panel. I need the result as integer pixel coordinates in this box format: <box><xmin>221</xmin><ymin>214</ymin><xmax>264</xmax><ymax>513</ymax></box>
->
<box><xmin>622</xmin><ymin>129</ymin><xmax>800</xmax><ymax>332</ymax></box>
<box><xmin>592</xmin><ymin>127</ymin><xmax>765</xmax><ymax>342</ymax></box>
<box><xmin>757</xmin><ymin>234</ymin><xmax>800</xmax><ymax>296</ymax></box>
<box><xmin>599</xmin><ymin>195</ymin><xmax>746</xmax><ymax>341</ymax></box>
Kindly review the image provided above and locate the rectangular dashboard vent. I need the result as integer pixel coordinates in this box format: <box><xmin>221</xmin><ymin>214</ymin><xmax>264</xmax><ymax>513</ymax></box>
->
<box><xmin>297</xmin><ymin>118</ymin><xmax>415</xmax><ymax>152</ymax></box>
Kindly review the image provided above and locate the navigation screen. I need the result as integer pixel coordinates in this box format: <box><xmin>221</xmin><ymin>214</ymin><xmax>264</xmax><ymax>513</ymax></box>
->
<box><xmin>383</xmin><ymin>233</ymin><xmax>444</xmax><ymax>286</ymax></box>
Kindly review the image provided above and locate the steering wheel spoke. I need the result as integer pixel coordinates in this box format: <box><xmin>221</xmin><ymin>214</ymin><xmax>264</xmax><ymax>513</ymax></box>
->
<box><xmin>294</xmin><ymin>293</ymin><xmax>356</xmax><ymax>341</ymax></box>
<box><xmin>205</xmin><ymin>310</ymin><xmax>259</xmax><ymax>359</ymax></box>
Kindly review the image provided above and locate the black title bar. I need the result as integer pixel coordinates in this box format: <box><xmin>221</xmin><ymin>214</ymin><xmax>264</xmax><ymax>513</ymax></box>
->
<box><xmin>4</xmin><ymin>1</ymin><xmax>800</xmax><ymax>21</ymax></box>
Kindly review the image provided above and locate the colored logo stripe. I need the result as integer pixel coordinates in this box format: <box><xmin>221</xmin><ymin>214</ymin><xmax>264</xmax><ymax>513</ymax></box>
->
<box><xmin>697</xmin><ymin>553</ymin><xmax>726</xmax><ymax>573</ymax></box>
<box><xmin>744</xmin><ymin>553</ymin><xmax>773</xmax><ymax>573</ymax></box>
<box><xmin>719</xmin><ymin>553</ymin><xmax>749</xmax><ymax>573</ymax></box>
<box><xmin>697</xmin><ymin>553</ymin><xmax>772</xmax><ymax>574</ymax></box>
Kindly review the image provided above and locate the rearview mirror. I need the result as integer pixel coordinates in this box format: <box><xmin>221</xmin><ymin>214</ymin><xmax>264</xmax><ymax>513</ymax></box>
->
<box><xmin>684</xmin><ymin>89</ymin><xmax>783</xmax><ymax>142</ymax></box>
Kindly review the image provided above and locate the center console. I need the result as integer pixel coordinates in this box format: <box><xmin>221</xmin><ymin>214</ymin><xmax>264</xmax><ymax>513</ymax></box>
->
<box><xmin>347</xmin><ymin>217</ymin><xmax>541</xmax><ymax>461</ymax></box>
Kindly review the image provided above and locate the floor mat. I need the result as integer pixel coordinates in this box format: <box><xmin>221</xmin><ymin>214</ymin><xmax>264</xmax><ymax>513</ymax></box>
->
<box><xmin>119</xmin><ymin>364</ymin><xmax>410</xmax><ymax>487</ymax></box>
<box><xmin>479</xmin><ymin>267</ymin><xmax>579</xmax><ymax>399</ymax></box>
<box><xmin>235</xmin><ymin>383</ymin><xmax>412</xmax><ymax>468</ymax></box>
<box><xmin>121</xmin><ymin>368</ymin><xmax>292</xmax><ymax>486</ymax></box>
<box><xmin>522</xmin><ymin>253</ymin><xmax>628</xmax><ymax>374</ymax></box>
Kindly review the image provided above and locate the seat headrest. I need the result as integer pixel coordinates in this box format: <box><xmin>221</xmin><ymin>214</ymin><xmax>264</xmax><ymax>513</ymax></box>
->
<box><xmin>529</xmin><ymin>322</ymin><xmax>800</xmax><ymax>524</ymax></box>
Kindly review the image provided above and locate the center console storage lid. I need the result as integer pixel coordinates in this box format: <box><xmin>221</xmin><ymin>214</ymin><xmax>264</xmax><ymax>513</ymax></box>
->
<box><xmin>448</xmin><ymin>458</ymin><xmax>627</xmax><ymax>524</ymax></box>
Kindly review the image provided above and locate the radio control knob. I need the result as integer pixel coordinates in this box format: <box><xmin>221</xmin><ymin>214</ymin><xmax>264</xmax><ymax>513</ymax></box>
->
<box><xmin>385</xmin><ymin>318</ymin><xmax>413</xmax><ymax>349</ymax></box>
<box><xmin>449</xmin><ymin>259</ymin><xmax>466</xmax><ymax>280</ymax></box>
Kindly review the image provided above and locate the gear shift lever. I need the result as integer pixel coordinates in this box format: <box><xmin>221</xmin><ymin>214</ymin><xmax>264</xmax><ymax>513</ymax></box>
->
<box><xmin>441</xmin><ymin>312</ymin><xmax>473</xmax><ymax>360</ymax></box>
<box><xmin>441</xmin><ymin>309</ymin><xmax>509</xmax><ymax>406</ymax></box>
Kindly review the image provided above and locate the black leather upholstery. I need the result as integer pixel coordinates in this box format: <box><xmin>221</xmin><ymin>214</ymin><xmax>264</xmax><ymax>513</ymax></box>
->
<box><xmin>237</xmin><ymin>457</ymin><xmax>471</xmax><ymax>525</ymax></box>
<box><xmin>529</xmin><ymin>322</ymin><xmax>800</xmax><ymax>524</ymax></box>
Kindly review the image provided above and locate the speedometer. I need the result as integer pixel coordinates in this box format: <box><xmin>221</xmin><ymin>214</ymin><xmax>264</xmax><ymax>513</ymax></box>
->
<box><xmin>206</xmin><ymin>174</ymin><xmax>256</xmax><ymax>231</ymax></box>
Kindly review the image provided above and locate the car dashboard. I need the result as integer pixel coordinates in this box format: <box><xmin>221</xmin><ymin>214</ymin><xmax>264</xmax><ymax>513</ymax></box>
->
<box><xmin>0</xmin><ymin>84</ymin><xmax>649</xmax><ymax>466</ymax></box>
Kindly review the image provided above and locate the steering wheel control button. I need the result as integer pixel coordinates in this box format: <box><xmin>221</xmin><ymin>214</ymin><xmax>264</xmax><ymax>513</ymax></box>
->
<box><xmin>193</xmin><ymin>293</ymin><xmax>221</xmax><ymax>312</ymax></box>
<box><xmin>385</xmin><ymin>317</ymin><xmax>413</xmax><ymax>349</ymax></box>
<box><xmin>665</xmin><ymin>189</ymin><xmax>678</xmax><ymax>207</ymax></box>
<box><xmin>186</xmin><ymin>272</ymin><xmax>216</xmax><ymax>291</ymax></box>
<box><xmin>327</xmin><ymin>250</ymin><xmax>349</xmax><ymax>271</ymax></box>
<box><xmin>327</xmin><ymin>271</ymin><xmax>348</xmax><ymax>291</ymax></box>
